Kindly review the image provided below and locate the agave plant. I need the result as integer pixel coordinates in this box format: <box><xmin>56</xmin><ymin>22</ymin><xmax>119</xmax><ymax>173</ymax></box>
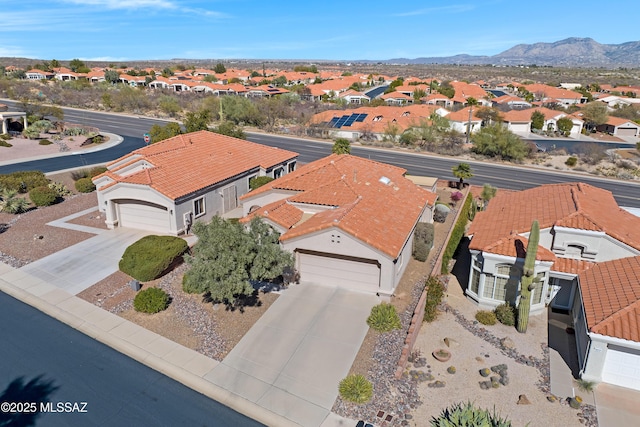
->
<box><xmin>0</xmin><ymin>187</ymin><xmax>30</xmax><ymax>214</ymax></box>
<box><xmin>431</xmin><ymin>401</ymin><xmax>512</xmax><ymax>426</ymax></box>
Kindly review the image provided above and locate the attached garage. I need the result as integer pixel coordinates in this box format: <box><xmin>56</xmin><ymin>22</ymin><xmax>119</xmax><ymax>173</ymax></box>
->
<box><xmin>116</xmin><ymin>199</ymin><xmax>170</xmax><ymax>233</ymax></box>
<box><xmin>616</xmin><ymin>127</ymin><xmax>639</xmax><ymax>137</ymax></box>
<box><xmin>297</xmin><ymin>250</ymin><xmax>380</xmax><ymax>293</ymax></box>
<box><xmin>601</xmin><ymin>345</ymin><xmax>640</xmax><ymax>390</ymax></box>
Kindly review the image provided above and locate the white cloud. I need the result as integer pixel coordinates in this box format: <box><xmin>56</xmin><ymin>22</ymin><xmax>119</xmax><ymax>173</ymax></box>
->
<box><xmin>62</xmin><ymin>0</ymin><xmax>176</xmax><ymax>9</ymax></box>
<box><xmin>394</xmin><ymin>4</ymin><xmax>475</xmax><ymax>17</ymax></box>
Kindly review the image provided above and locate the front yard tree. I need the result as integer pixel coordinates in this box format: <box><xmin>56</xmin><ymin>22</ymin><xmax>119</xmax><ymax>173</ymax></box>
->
<box><xmin>471</xmin><ymin>124</ymin><xmax>530</xmax><ymax>162</ymax></box>
<box><xmin>332</xmin><ymin>138</ymin><xmax>351</xmax><ymax>155</ymax></box>
<box><xmin>556</xmin><ymin>117</ymin><xmax>574</xmax><ymax>136</ymax></box>
<box><xmin>530</xmin><ymin>110</ymin><xmax>545</xmax><ymax>131</ymax></box>
<box><xmin>451</xmin><ymin>163</ymin><xmax>473</xmax><ymax>189</ymax></box>
<box><xmin>149</xmin><ymin>122</ymin><xmax>182</xmax><ymax>143</ymax></box>
<box><xmin>184</xmin><ymin>109</ymin><xmax>211</xmax><ymax>133</ymax></box>
<box><xmin>104</xmin><ymin>69</ymin><xmax>120</xmax><ymax>84</ymax></box>
<box><xmin>214</xmin><ymin>63</ymin><xmax>226</xmax><ymax>74</ymax></box>
<box><xmin>580</xmin><ymin>102</ymin><xmax>609</xmax><ymax>132</ymax></box>
<box><xmin>183</xmin><ymin>217</ymin><xmax>293</xmax><ymax>308</ymax></box>
<box><xmin>517</xmin><ymin>220</ymin><xmax>540</xmax><ymax>333</ymax></box>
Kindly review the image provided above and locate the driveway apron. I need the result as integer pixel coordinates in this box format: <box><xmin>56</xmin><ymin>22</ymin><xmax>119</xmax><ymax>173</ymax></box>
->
<box><xmin>205</xmin><ymin>283</ymin><xmax>379</xmax><ymax>427</ymax></box>
<box><xmin>18</xmin><ymin>228</ymin><xmax>148</xmax><ymax>295</ymax></box>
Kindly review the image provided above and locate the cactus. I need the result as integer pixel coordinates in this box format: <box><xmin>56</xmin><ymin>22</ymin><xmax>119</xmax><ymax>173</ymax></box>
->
<box><xmin>517</xmin><ymin>220</ymin><xmax>539</xmax><ymax>333</ymax></box>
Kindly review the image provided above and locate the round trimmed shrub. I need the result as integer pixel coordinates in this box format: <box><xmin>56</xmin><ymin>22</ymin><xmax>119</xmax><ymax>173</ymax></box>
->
<box><xmin>75</xmin><ymin>177</ymin><xmax>96</xmax><ymax>193</ymax></box>
<box><xmin>367</xmin><ymin>303</ymin><xmax>402</xmax><ymax>332</ymax></box>
<box><xmin>338</xmin><ymin>374</ymin><xmax>372</xmax><ymax>404</ymax></box>
<box><xmin>133</xmin><ymin>287</ymin><xmax>170</xmax><ymax>313</ymax></box>
<box><xmin>29</xmin><ymin>185</ymin><xmax>59</xmax><ymax>206</ymax></box>
<box><xmin>494</xmin><ymin>303</ymin><xmax>516</xmax><ymax>326</ymax></box>
<box><xmin>119</xmin><ymin>235</ymin><xmax>189</xmax><ymax>282</ymax></box>
<box><xmin>475</xmin><ymin>310</ymin><xmax>497</xmax><ymax>325</ymax></box>
<box><xmin>39</xmin><ymin>139</ymin><xmax>53</xmax><ymax>145</ymax></box>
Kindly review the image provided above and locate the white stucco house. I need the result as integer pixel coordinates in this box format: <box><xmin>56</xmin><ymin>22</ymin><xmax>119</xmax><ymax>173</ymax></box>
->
<box><xmin>239</xmin><ymin>154</ymin><xmax>438</xmax><ymax>297</ymax></box>
<box><xmin>93</xmin><ymin>131</ymin><xmax>298</xmax><ymax>235</ymax></box>
<box><xmin>573</xmin><ymin>256</ymin><xmax>640</xmax><ymax>390</ymax></box>
<box><xmin>466</xmin><ymin>182</ymin><xmax>640</xmax><ymax>390</ymax></box>
<box><xmin>502</xmin><ymin>107</ymin><xmax>584</xmax><ymax>137</ymax></box>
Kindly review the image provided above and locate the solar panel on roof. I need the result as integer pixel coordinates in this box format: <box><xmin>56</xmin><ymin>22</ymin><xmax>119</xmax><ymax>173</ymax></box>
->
<box><xmin>343</xmin><ymin>115</ymin><xmax>358</xmax><ymax>127</ymax></box>
<box><xmin>355</xmin><ymin>113</ymin><xmax>368</xmax><ymax>122</ymax></box>
<box><xmin>334</xmin><ymin>115</ymin><xmax>350</xmax><ymax>128</ymax></box>
<box><xmin>328</xmin><ymin>117</ymin><xmax>339</xmax><ymax>126</ymax></box>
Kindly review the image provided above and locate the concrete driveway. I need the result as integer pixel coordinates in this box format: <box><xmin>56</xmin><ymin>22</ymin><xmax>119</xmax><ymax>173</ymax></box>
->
<box><xmin>19</xmin><ymin>227</ymin><xmax>148</xmax><ymax>295</ymax></box>
<box><xmin>205</xmin><ymin>283</ymin><xmax>379</xmax><ymax>427</ymax></box>
<box><xmin>595</xmin><ymin>383</ymin><xmax>640</xmax><ymax>426</ymax></box>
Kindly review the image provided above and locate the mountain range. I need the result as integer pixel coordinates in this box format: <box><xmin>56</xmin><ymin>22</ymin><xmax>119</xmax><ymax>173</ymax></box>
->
<box><xmin>384</xmin><ymin>38</ymin><xmax>640</xmax><ymax>67</ymax></box>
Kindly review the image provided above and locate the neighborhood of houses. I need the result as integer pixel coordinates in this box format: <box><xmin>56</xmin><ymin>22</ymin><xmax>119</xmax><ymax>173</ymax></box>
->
<box><xmin>2</xmin><ymin>61</ymin><xmax>640</xmax><ymax>421</ymax></box>
<box><xmin>3</xmin><ymin>63</ymin><xmax>640</xmax><ymax>142</ymax></box>
<box><xmin>88</xmin><ymin>128</ymin><xmax>640</xmax><ymax>395</ymax></box>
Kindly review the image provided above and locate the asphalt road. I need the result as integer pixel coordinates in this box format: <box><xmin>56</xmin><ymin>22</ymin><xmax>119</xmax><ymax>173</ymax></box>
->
<box><xmin>1</xmin><ymin>101</ymin><xmax>639</xmax><ymax>207</ymax></box>
<box><xmin>0</xmin><ymin>291</ymin><xmax>263</xmax><ymax>427</ymax></box>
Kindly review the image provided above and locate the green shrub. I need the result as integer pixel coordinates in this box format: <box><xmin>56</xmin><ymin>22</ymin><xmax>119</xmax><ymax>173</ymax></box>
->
<box><xmin>39</xmin><ymin>139</ymin><xmax>53</xmax><ymax>145</ymax></box>
<box><xmin>133</xmin><ymin>287</ymin><xmax>170</xmax><ymax>313</ymax></box>
<box><xmin>431</xmin><ymin>401</ymin><xmax>512</xmax><ymax>426</ymax></box>
<box><xmin>475</xmin><ymin>310</ymin><xmax>497</xmax><ymax>325</ymax></box>
<box><xmin>424</xmin><ymin>276</ymin><xmax>445</xmax><ymax>322</ymax></box>
<box><xmin>338</xmin><ymin>374</ymin><xmax>373</xmax><ymax>404</ymax></box>
<box><xmin>48</xmin><ymin>182</ymin><xmax>72</xmax><ymax>198</ymax></box>
<box><xmin>494</xmin><ymin>303</ymin><xmax>516</xmax><ymax>326</ymax></box>
<box><xmin>71</xmin><ymin>166</ymin><xmax>107</xmax><ymax>181</ymax></box>
<box><xmin>119</xmin><ymin>235</ymin><xmax>189</xmax><ymax>282</ymax></box>
<box><xmin>441</xmin><ymin>194</ymin><xmax>472</xmax><ymax>274</ymax></box>
<box><xmin>29</xmin><ymin>186</ymin><xmax>59</xmax><ymax>206</ymax></box>
<box><xmin>249</xmin><ymin>176</ymin><xmax>274</xmax><ymax>190</ymax></box>
<box><xmin>0</xmin><ymin>171</ymin><xmax>49</xmax><ymax>193</ymax></box>
<box><xmin>0</xmin><ymin>140</ymin><xmax>12</xmax><ymax>147</ymax></box>
<box><xmin>413</xmin><ymin>222</ymin><xmax>434</xmax><ymax>261</ymax></box>
<box><xmin>0</xmin><ymin>133</ymin><xmax>11</xmax><ymax>141</ymax></box>
<box><xmin>367</xmin><ymin>303</ymin><xmax>402</xmax><ymax>332</ymax></box>
<box><xmin>75</xmin><ymin>177</ymin><xmax>96</xmax><ymax>193</ymax></box>
<box><xmin>565</xmin><ymin>156</ymin><xmax>578</xmax><ymax>167</ymax></box>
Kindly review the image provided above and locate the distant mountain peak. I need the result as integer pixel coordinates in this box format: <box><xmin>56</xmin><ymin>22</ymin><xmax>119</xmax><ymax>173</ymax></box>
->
<box><xmin>383</xmin><ymin>38</ymin><xmax>640</xmax><ymax>67</ymax></box>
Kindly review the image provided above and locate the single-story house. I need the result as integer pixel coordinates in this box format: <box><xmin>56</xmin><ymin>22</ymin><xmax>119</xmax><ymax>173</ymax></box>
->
<box><xmin>574</xmin><ymin>256</ymin><xmax>640</xmax><ymax>390</ymax></box>
<box><xmin>596</xmin><ymin>116</ymin><xmax>640</xmax><ymax>138</ymax></box>
<box><xmin>93</xmin><ymin>130</ymin><xmax>298</xmax><ymax>235</ymax></box>
<box><xmin>466</xmin><ymin>182</ymin><xmax>640</xmax><ymax>314</ymax></box>
<box><xmin>240</xmin><ymin>154</ymin><xmax>438</xmax><ymax>297</ymax></box>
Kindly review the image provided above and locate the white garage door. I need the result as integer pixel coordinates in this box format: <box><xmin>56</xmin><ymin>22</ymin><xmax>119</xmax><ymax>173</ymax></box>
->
<box><xmin>509</xmin><ymin>123</ymin><xmax>529</xmax><ymax>133</ymax></box>
<box><xmin>117</xmin><ymin>200</ymin><xmax>170</xmax><ymax>233</ymax></box>
<box><xmin>616</xmin><ymin>127</ymin><xmax>638</xmax><ymax>137</ymax></box>
<box><xmin>602</xmin><ymin>345</ymin><xmax>640</xmax><ymax>390</ymax></box>
<box><xmin>298</xmin><ymin>251</ymin><xmax>380</xmax><ymax>293</ymax></box>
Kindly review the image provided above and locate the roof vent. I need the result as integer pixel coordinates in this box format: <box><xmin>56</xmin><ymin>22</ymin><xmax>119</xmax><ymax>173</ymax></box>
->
<box><xmin>379</xmin><ymin>176</ymin><xmax>391</xmax><ymax>185</ymax></box>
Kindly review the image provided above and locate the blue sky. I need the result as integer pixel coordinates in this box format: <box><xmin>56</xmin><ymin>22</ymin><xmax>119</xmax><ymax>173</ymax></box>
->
<box><xmin>1</xmin><ymin>0</ymin><xmax>637</xmax><ymax>62</ymax></box>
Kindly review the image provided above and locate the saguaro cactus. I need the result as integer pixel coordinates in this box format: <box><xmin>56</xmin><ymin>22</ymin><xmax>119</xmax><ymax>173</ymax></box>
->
<box><xmin>517</xmin><ymin>220</ymin><xmax>539</xmax><ymax>333</ymax></box>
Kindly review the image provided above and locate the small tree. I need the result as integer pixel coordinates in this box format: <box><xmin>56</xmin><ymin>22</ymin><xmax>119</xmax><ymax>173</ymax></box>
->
<box><xmin>556</xmin><ymin>117</ymin><xmax>574</xmax><ymax>136</ymax></box>
<box><xmin>184</xmin><ymin>109</ymin><xmax>211</xmax><ymax>133</ymax></box>
<box><xmin>580</xmin><ymin>102</ymin><xmax>609</xmax><ymax>131</ymax></box>
<box><xmin>104</xmin><ymin>69</ymin><xmax>120</xmax><ymax>84</ymax></box>
<box><xmin>481</xmin><ymin>183</ymin><xmax>497</xmax><ymax>205</ymax></box>
<box><xmin>451</xmin><ymin>163</ymin><xmax>473</xmax><ymax>189</ymax></box>
<box><xmin>530</xmin><ymin>110</ymin><xmax>545</xmax><ymax>131</ymax></box>
<box><xmin>214</xmin><ymin>63</ymin><xmax>227</xmax><ymax>74</ymax></box>
<box><xmin>332</xmin><ymin>138</ymin><xmax>351</xmax><ymax>155</ymax></box>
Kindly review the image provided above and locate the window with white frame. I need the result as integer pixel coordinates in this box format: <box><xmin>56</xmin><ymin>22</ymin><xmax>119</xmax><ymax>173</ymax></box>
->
<box><xmin>470</xmin><ymin>268</ymin><xmax>480</xmax><ymax>294</ymax></box>
<box><xmin>288</xmin><ymin>162</ymin><xmax>296</xmax><ymax>173</ymax></box>
<box><xmin>273</xmin><ymin>167</ymin><xmax>284</xmax><ymax>179</ymax></box>
<box><xmin>193</xmin><ymin>197</ymin><xmax>205</xmax><ymax>218</ymax></box>
<box><xmin>483</xmin><ymin>264</ymin><xmax>513</xmax><ymax>301</ymax></box>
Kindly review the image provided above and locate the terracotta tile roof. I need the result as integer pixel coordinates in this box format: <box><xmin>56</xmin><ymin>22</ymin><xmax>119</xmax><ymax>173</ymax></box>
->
<box><xmin>96</xmin><ymin>131</ymin><xmax>297</xmax><ymax>200</ymax></box>
<box><xmin>579</xmin><ymin>256</ymin><xmax>640</xmax><ymax>342</ymax></box>
<box><xmin>552</xmin><ymin>258</ymin><xmax>595</xmax><ymax>275</ymax></box>
<box><xmin>482</xmin><ymin>235</ymin><xmax>556</xmax><ymax>261</ymax></box>
<box><xmin>469</xmin><ymin>182</ymin><xmax>640</xmax><ymax>253</ymax></box>
<box><xmin>243</xmin><ymin>154</ymin><xmax>437</xmax><ymax>258</ymax></box>
<box><xmin>253</xmin><ymin>200</ymin><xmax>304</xmax><ymax>229</ymax></box>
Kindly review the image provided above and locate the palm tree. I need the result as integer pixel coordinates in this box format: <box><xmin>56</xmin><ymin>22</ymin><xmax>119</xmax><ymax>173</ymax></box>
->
<box><xmin>0</xmin><ymin>187</ymin><xmax>30</xmax><ymax>214</ymax></box>
<box><xmin>451</xmin><ymin>163</ymin><xmax>473</xmax><ymax>189</ymax></box>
